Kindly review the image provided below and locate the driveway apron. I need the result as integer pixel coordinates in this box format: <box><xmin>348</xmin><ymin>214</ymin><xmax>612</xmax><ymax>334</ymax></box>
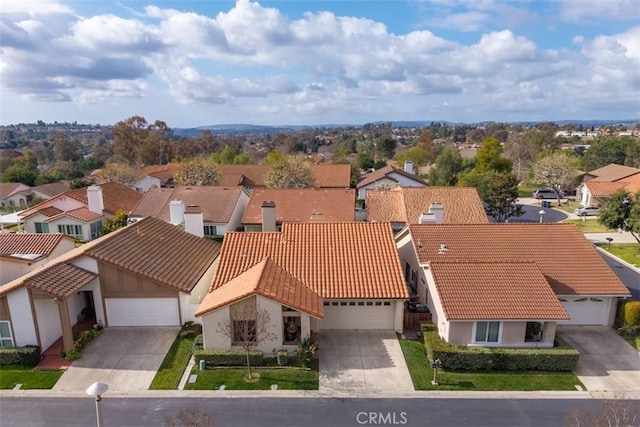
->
<box><xmin>558</xmin><ymin>325</ymin><xmax>640</xmax><ymax>392</ymax></box>
<box><xmin>319</xmin><ymin>330</ymin><xmax>414</xmax><ymax>394</ymax></box>
<box><xmin>53</xmin><ymin>327</ymin><xmax>179</xmax><ymax>392</ymax></box>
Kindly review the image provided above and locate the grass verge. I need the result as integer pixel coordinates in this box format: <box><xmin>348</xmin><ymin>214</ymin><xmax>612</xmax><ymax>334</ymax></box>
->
<box><xmin>149</xmin><ymin>334</ymin><xmax>196</xmax><ymax>390</ymax></box>
<box><xmin>397</xmin><ymin>335</ymin><xmax>584</xmax><ymax>391</ymax></box>
<box><xmin>596</xmin><ymin>243</ymin><xmax>640</xmax><ymax>267</ymax></box>
<box><xmin>0</xmin><ymin>365</ymin><xmax>63</xmax><ymax>389</ymax></box>
<box><xmin>184</xmin><ymin>367</ymin><xmax>318</xmax><ymax>390</ymax></box>
<box><xmin>564</xmin><ymin>219</ymin><xmax>614</xmax><ymax>233</ymax></box>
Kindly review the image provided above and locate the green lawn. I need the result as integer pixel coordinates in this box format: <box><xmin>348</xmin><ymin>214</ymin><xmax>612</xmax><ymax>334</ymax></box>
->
<box><xmin>564</xmin><ymin>219</ymin><xmax>614</xmax><ymax>233</ymax></box>
<box><xmin>397</xmin><ymin>337</ymin><xmax>583</xmax><ymax>391</ymax></box>
<box><xmin>517</xmin><ymin>186</ymin><xmax>537</xmax><ymax>198</ymax></box>
<box><xmin>149</xmin><ymin>334</ymin><xmax>196</xmax><ymax>390</ymax></box>
<box><xmin>184</xmin><ymin>367</ymin><xmax>318</xmax><ymax>390</ymax></box>
<box><xmin>0</xmin><ymin>365</ymin><xmax>64</xmax><ymax>389</ymax></box>
<box><xmin>596</xmin><ymin>243</ymin><xmax>640</xmax><ymax>267</ymax></box>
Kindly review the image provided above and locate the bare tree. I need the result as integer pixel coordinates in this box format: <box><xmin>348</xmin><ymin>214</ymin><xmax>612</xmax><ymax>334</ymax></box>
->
<box><xmin>265</xmin><ymin>154</ymin><xmax>314</xmax><ymax>188</ymax></box>
<box><xmin>531</xmin><ymin>151</ymin><xmax>580</xmax><ymax>205</ymax></box>
<box><xmin>217</xmin><ymin>299</ymin><xmax>277</xmax><ymax>379</ymax></box>
<box><xmin>175</xmin><ymin>157</ymin><xmax>221</xmax><ymax>186</ymax></box>
<box><xmin>164</xmin><ymin>405</ymin><xmax>214</xmax><ymax>427</ymax></box>
<box><xmin>566</xmin><ymin>399</ymin><xmax>640</xmax><ymax>427</ymax></box>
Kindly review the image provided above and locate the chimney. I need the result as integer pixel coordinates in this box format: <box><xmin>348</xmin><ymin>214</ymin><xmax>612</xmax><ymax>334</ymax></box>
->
<box><xmin>429</xmin><ymin>203</ymin><xmax>444</xmax><ymax>224</ymax></box>
<box><xmin>418</xmin><ymin>213</ymin><xmax>437</xmax><ymax>224</ymax></box>
<box><xmin>404</xmin><ymin>161</ymin><xmax>414</xmax><ymax>175</ymax></box>
<box><xmin>169</xmin><ymin>200</ymin><xmax>184</xmax><ymax>225</ymax></box>
<box><xmin>87</xmin><ymin>185</ymin><xmax>104</xmax><ymax>214</ymax></box>
<box><xmin>184</xmin><ymin>205</ymin><xmax>204</xmax><ymax>237</ymax></box>
<box><xmin>261</xmin><ymin>201</ymin><xmax>276</xmax><ymax>232</ymax></box>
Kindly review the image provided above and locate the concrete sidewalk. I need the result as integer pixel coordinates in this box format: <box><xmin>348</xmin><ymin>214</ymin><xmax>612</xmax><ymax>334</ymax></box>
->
<box><xmin>584</xmin><ymin>232</ymin><xmax>639</xmax><ymax>245</ymax></box>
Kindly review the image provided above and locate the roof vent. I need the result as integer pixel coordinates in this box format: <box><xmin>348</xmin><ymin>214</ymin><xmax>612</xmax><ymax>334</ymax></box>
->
<box><xmin>438</xmin><ymin>244</ymin><xmax>448</xmax><ymax>254</ymax></box>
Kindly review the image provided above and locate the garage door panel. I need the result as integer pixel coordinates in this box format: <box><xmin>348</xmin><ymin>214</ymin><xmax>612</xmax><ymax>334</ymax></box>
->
<box><xmin>106</xmin><ymin>298</ymin><xmax>180</xmax><ymax>326</ymax></box>
<box><xmin>559</xmin><ymin>297</ymin><xmax>608</xmax><ymax>325</ymax></box>
<box><xmin>321</xmin><ymin>302</ymin><xmax>394</xmax><ymax>329</ymax></box>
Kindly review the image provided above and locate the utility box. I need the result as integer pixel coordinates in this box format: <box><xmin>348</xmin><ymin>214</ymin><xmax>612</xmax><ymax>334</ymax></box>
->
<box><xmin>199</xmin><ymin>359</ymin><xmax>205</xmax><ymax>371</ymax></box>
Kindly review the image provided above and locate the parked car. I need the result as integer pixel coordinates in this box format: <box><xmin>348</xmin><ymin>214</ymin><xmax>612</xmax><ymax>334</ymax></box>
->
<box><xmin>574</xmin><ymin>206</ymin><xmax>601</xmax><ymax>216</ymax></box>
<box><xmin>532</xmin><ymin>188</ymin><xmax>558</xmax><ymax>199</ymax></box>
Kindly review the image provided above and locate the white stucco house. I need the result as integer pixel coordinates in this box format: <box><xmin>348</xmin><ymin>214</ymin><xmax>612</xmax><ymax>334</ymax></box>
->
<box><xmin>356</xmin><ymin>163</ymin><xmax>427</xmax><ymax>199</ymax></box>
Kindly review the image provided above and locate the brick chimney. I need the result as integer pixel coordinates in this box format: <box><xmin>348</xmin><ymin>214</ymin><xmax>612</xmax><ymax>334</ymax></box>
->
<box><xmin>184</xmin><ymin>205</ymin><xmax>204</xmax><ymax>237</ymax></box>
<box><xmin>261</xmin><ymin>201</ymin><xmax>276</xmax><ymax>232</ymax></box>
<box><xmin>87</xmin><ymin>185</ymin><xmax>104</xmax><ymax>214</ymax></box>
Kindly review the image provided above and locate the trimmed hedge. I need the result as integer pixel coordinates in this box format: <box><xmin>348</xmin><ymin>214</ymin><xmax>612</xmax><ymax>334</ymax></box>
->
<box><xmin>194</xmin><ymin>349</ymin><xmax>263</xmax><ymax>367</ymax></box>
<box><xmin>0</xmin><ymin>345</ymin><xmax>41</xmax><ymax>367</ymax></box>
<box><xmin>619</xmin><ymin>300</ymin><xmax>640</xmax><ymax>328</ymax></box>
<box><xmin>192</xmin><ymin>334</ymin><xmax>204</xmax><ymax>352</ymax></box>
<box><xmin>420</xmin><ymin>323</ymin><xmax>579</xmax><ymax>372</ymax></box>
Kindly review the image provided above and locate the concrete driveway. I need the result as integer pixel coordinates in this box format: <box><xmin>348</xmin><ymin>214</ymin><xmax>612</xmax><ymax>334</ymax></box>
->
<box><xmin>53</xmin><ymin>327</ymin><xmax>179</xmax><ymax>393</ymax></box>
<box><xmin>558</xmin><ymin>326</ymin><xmax>640</xmax><ymax>392</ymax></box>
<box><xmin>318</xmin><ymin>330</ymin><xmax>413</xmax><ymax>395</ymax></box>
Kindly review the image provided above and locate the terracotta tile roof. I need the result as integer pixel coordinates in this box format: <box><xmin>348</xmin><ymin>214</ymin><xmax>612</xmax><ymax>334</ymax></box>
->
<box><xmin>408</xmin><ymin>223</ymin><xmax>630</xmax><ymax>296</ymax></box>
<box><xmin>0</xmin><ymin>183</ymin><xmax>26</xmax><ymax>198</ymax></box>
<box><xmin>37</xmin><ymin>206</ymin><xmax>63</xmax><ymax>218</ymax></box>
<box><xmin>0</xmin><ymin>233</ymin><xmax>67</xmax><ymax>259</ymax></box>
<box><xmin>356</xmin><ymin>165</ymin><xmax>427</xmax><ymax>189</ymax></box>
<box><xmin>85</xmin><ymin>217</ymin><xmax>221</xmax><ymax>293</ymax></box>
<box><xmin>196</xmin><ymin>257</ymin><xmax>323</xmax><ymax>318</ymax></box>
<box><xmin>131</xmin><ymin>186</ymin><xmax>246</xmax><ymax>223</ymax></box>
<box><xmin>137</xmin><ymin>163</ymin><xmax>181</xmax><ymax>180</ymax></box>
<box><xmin>25</xmin><ymin>263</ymin><xmax>97</xmax><ymax>299</ymax></box>
<box><xmin>30</xmin><ymin>181</ymin><xmax>70</xmax><ymax>197</ymax></box>
<box><xmin>65</xmin><ymin>182</ymin><xmax>143</xmax><ymax>215</ymax></box>
<box><xmin>585</xmin><ymin>181</ymin><xmax>627</xmax><ymax>197</ymax></box>
<box><xmin>242</xmin><ymin>188</ymin><xmax>355</xmax><ymax>225</ymax></box>
<box><xmin>211</xmin><ymin>222</ymin><xmax>408</xmax><ymax>299</ymax></box>
<box><xmin>587</xmin><ymin>164</ymin><xmax>640</xmax><ymax>182</ymax></box>
<box><xmin>429</xmin><ymin>262</ymin><xmax>569</xmax><ymax>320</ymax></box>
<box><xmin>52</xmin><ymin>207</ymin><xmax>103</xmax><ymax>222</ymax></box>
<box><xmin>367</xmin><ymin>187</ymin><xmax>489</xmax><ymax>224</ymax></box>
<box><xmin>622</xmin><ymin>173</ymin><xmax>640</xmax><ymax>194</ymax></box>
<box><xmin>310</xmin><ymin>164</ymin><xmax>351</xmax><ymax>187</ymax></box>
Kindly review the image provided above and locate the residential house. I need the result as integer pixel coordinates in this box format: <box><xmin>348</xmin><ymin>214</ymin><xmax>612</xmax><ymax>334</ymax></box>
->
<box><xmin>0</xmin><ymin>217</ymin><xmax>221</xmax><ymax>352</ymax></box>
<box><xmin>195</xmin><ymin>222</ymin><xmax>408</xmax><ymax>353</ymax></box>
<box><xmin>366</xmin><ymin>186</ymin><xmax>488</xmax><ymax>233</ymax></box>
<box><xmin>19</xmin><ymin>183</ymin><xmax>142</xmax><ymax>241</ymax></box>
<box><xmin>577</xmin><ymin>164</ymin><xmax>640</xmax><ymax>206</ymax></box>
<box><xmin>242</xmin><ymin>188</ymin><xmax>356</xmax><ymax>231</ymax></box>
<box><xmin>0</xmin><ymin>183</ymin><xmax>31</xmax><ymax>208</ymax></box>
<box><xmin>129</xmin><ymin>186</ymin><xmax>250</xmax><ymax>237</ymax></box>
<box><xmin>0</xmin><ymin>233</ymin><xmax>77</xmax><ymax>286</ymax></box>
<box><xmin>133</xmin><ymin>164</ymin><xmax>180</xmax><ymax>193</ymax></box>
<box><xmin>356</xmin><ymin>162</ymin><xmax>427</xmax><ymax>199</ymax></box>
<box><xmin>396</xmin><ymin>224</ymin><xmax>630</xmax><ymax>347</ymax></box>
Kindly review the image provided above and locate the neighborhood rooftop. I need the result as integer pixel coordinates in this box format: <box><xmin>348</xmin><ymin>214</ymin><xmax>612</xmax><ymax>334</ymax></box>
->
<box><xmin>0</xmin><ymin>233</ymin><xmax>71</xmax><ymax>260</ymax></box>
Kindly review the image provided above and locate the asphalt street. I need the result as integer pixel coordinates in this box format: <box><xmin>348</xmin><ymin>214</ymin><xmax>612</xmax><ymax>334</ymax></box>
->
<box><xmin>0</xmin><ymin>397</ymin><xmax>616</xmax><ymax>427</ymax></box>
<box><xmin>499</xmin><ymin>201</ymin><xmax>569</xmax><ymax>223</ymax></box>
<box><xmin>599</xmin><ymin>250</ymin><xmax>640</xmax><ymax>300</ymax></box>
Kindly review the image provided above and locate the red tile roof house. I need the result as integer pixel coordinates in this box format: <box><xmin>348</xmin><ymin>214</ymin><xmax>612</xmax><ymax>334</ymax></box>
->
<box><xmin>129</xmin><ymin>186</ymin><xmax>250</xmax><ymax>237</ymax></box>
<box><xmin>0</xmin><ymin>182</ymin><xmax>31</xmax><ymax>208</ymax></box>
<box><xmin>242</xmin><ymin>188</ymin><xmax>356</xmax><ymax>231</ymax></box>
<box><xmin>195</xmin><ymin>222</ymin><xmax>408</xmax><ymax>353</ymax></box>
<box><xmin>0</xmin><ymin>217</ymin><xmax>221</xmax><ymax>353</ymax></box>
<box><xmin>0</xmin><ymin>233</ymin><xmax>77</xmax><ymax>286</ymax></box>
<box><xmin>366</xmin><ymin>186</ymin><xmax>489</xmax><ymax>233</ymax></box>
<box><xmin>356</xmin><ymin>162</ymin><xmax>427</xmax><ymax>199</ymax></box>
<box><xmin>19</xmin><ymin>183</ymin><xmax>143</xmax><ymax>242</ymax></box>
<box><xmin>396</xmin><ymin>224</ymin><xmax>630</xmax><ymax>347</ymax></box>
<box><xmin>576</xmin><ymin>164</ymin><xmax>640</xmax><ymax>207</ymax></box>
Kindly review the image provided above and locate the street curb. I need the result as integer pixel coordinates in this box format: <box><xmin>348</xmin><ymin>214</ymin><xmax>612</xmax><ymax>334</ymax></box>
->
<box><xmin>593</xmin><ymin>245</ymin><xmax>640</xmax><ymax>275</ymax></box>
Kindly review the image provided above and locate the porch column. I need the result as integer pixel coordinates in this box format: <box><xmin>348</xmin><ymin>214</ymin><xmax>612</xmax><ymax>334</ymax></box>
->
<box><xmin>55</xmin><ymin>298</ymin><xmax>74</xmax><ymax>352</ymax></box>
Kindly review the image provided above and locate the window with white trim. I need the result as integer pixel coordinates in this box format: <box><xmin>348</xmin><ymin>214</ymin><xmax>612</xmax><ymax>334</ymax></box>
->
<box><xmin>90</xmin><ymin>221</ymin><xmax>103</xmax><ymax>239</ymax></box>
<box><xmin>474</xmin><ymin>321</ymin><xmax>501</xmax><ymax>343</ymax></box>
<box><xmin>0</xmin><ymin>321</ymin><xmax>14</xmax><ymax>348</ymax></box>
<box><xmin>57</xmin><ymin>224</ymin><xmax>83</xmax><ymax>239</ymax></box>
<box><xmin>35</xmin><ymin>222</ymin><xmax>49</xmax><ymax>233</ymax></box>
<box><xmin>203</xmin><ymin>225</ymin><xmax>217</xmax><ymax>237</ymax></box>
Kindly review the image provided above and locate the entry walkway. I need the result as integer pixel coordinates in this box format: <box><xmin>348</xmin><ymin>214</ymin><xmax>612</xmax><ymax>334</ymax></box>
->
<box><xmin>318</xmin><ymin>330</ymin><xmax>414</xmax><ymax>395</ymax></box>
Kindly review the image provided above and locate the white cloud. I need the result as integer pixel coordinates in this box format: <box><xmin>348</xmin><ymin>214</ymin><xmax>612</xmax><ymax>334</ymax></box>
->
<box><xmin>560</xmin><ymin>0</ymin><xmax>640</xmax><ymax>22</ymax></box>
<box><xmin>427</xmin><ymin>11</ymin><xmax>491</xmax><ymax>32</ymax></box>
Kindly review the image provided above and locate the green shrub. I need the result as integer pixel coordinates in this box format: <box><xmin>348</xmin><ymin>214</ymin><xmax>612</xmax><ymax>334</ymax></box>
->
<box><xmin>295</xmin><ymin>336</ymin><xmax>319</xmax><ymax>368</ymax></box>
<box><xmin>194</xmin><ymin>349</ymin><xmax>263</xmax><ymax>368</ymax></box>
<box><xmin>0</xmin><ymin>345</ymin><xmax>41</xmax><ymax>367</ymax></box>
<box><xmin>420</xmin><ymin>323</ymin><xmax>579</xmax><ymax>372</ymax></box>
<box><xmin>65</xmin><ymin>349</ymin><xmax>81</xmax><ymax>360</ymax></box>
<box><xmin>620</xmin><ymin>300</ymin><xmax>640</xmax><ymax>328</ymax></box>
<box><xmin>192</xmin><ymin>334</ymin><xmax>204</xmax><ymax>351</ymax></box>
<box><xmin>277</xmin><ymin>350</ymin><xmax>288</xmax><ymax>366</ymax></box>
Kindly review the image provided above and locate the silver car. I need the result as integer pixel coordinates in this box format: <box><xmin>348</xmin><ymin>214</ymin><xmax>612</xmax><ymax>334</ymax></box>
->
<box><xmin>574</xmin><ymin>206</ymin><xmax>600</xmax><ymax>216</ymax></box>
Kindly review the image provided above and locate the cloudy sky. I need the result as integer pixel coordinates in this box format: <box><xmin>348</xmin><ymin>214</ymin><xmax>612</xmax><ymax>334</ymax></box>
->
<box><xmin>1</xmin><ymin>0</ymin><xmax>639</xmax><ymax>128</ymax></box>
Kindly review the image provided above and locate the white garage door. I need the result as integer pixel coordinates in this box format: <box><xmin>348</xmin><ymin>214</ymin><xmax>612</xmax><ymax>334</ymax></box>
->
<box><xmin>105</xmin><ymin>298</ymin><xmax>180</xmax><ymax>326</ymax></box>
<box><xmin>559</xmin><ymin>297</ymin><xmax>609</xmax><ymax>325</ymax></box>
<box><xmin>321</xmin><ymin>301</ymin><xmax>395</xmax><ymax>329</ymax></box>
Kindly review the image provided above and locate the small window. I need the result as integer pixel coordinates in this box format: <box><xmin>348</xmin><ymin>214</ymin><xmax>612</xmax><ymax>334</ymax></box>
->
<box><xmin>366</xmin><ymin>302</ymin><xmax>373</xmax><ymax>306</ymax></box>
<box><xmin>331</xmin><ymin>302</ymin><xmax>339</xmax><ymax>306</ymax></box>
<box><xmin>0</xmin><ymin>321</ymin><xmax>14</xmax><ymax>348</ymax></box>
<box><xmin>357</xmin><ymin>302</ymin><xmax>365</xmax><ymax>306</ymax></box>
<box><xmin>323</xmin><ymin>302</ymin><xmax>330</xmax><ymax>306</ymax></box>
<box><xmin>232</xmin><ymin>320</ymin><xmax>256</xmax><ymax>344</ymax></box>
<box><xmin>375</xmin><ymin>302</ymin><xmax>382</xmax><ymax>306</ymax></box>
<box><xmin>204</xmin><ymin>225</ymin><xmax>217</xmax><ymax>237</ymax></box>
<box><xmin>340</xmin><ymin>302</ymin><xmax>347</xmax><ymax>306</ymax></box>
<box><xmin>475</xmin><ymin>321</ymin><xmax>501</xmax><ymax>343</ymax></box>
<box><xmin>348</xmin><ymin>302</ymin><xmax>356</xmax><ymax>306</ymax></box>
<box><xmin>383</xmin><ymin>302</ymin><xmax>391</xmax><ymax>306</ymax></box>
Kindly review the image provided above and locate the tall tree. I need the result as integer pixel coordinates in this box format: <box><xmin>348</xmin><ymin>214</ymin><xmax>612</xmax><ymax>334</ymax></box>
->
<box><xmin>265</xmin><ymin>155</ymin><xmax>314</xmax><ymax>189</ymax></box>
<box><xmin>531</xmin><ymin>151</ymin><xmax>580</xmax><ymax>205</ymax></box>
<box><xmin>581</xmin><ymin>137</ymin><xmax>640</xmax><ymax>171</ymax></box>
<box><xmin>175</xmin><ymin>157</ymin><xmax>221</xmax><ymax>186</ymax></box>
<box><xmin>427</xmin><ymin>147</ymin><xmax>463</xmax><ymax>186</ymax></box>
<box><xmin>474</xmin><ymin>138</ymin><xmax>512</xmax><ymax>174</ymax></box>
<box><xmin>395</xmin><ymin>146</ymin><xmax>433</xmax><ymax>169</ymax></box>
<box><xmin>375</xmin><ymin>135</ymin><xmax>397</xmax><ymax>161</ymax></box>
<box><xmin>100</xmin><ymin>162</ymin><xmax>138</xmax><ymax>185</ymax></box>
<box><xmin>53</xmin><ymin>133</ymin><xmax>82</xmax><ymax>163</ymax></box>
<box><xmin>598</xmin><ymin>190</ymin><xmax>640</xmax><ymax>242</ymax></box>
<box><xmin>482</xmin><ymin>172</ymin><xmax>523</xmax><ymax>223</ymax></box>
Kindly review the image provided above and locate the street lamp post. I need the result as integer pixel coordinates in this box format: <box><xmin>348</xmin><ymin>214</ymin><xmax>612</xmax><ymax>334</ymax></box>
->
<box><xmin>538</xmin><ymin>209</ymin><xmax>546</xmax><ymax>224</ymax></box>
<box><xmin>86</xmin><ymin>382</ymin><xmax>109</xmax><ymax>427</ymax></box>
